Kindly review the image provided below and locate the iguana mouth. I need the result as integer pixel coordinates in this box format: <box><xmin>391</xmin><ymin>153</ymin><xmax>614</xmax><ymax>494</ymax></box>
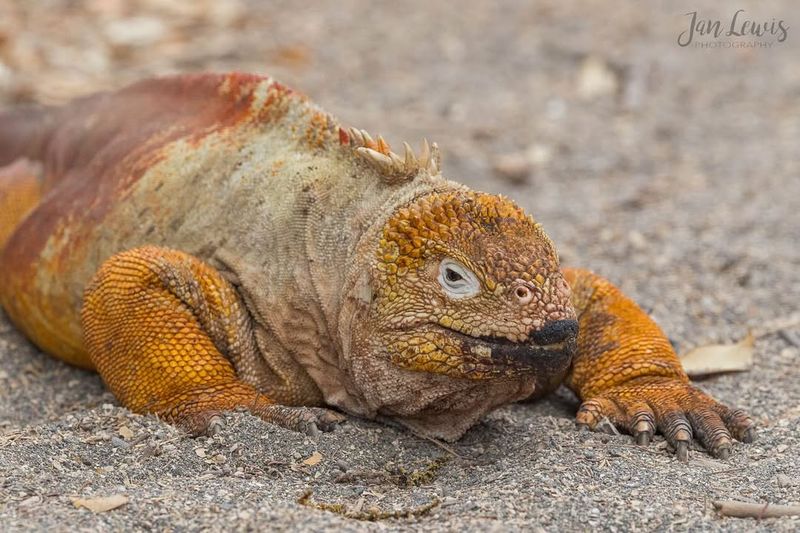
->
<box><xmin>443</xmin><ymin>325</ymin><xmax>577</xmax><ymax>376</ymax></box>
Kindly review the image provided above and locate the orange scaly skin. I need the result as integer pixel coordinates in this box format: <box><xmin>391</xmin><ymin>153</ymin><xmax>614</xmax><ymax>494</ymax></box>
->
<box><xmin>0</xmin><ymin>73</ymin><xmax>754</xmax><ymax>459</ymax></box>
<box><xmin>81</xmin><ymin>246</ymin><xmax>343</xmax><ymax>434</ymax></box>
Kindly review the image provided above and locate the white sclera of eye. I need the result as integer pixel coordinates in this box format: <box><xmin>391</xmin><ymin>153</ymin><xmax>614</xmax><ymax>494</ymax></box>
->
<box><xmin>437</xmin><ymin>259</ymin><xmax>481</xmax><ymax>299</ymax></box>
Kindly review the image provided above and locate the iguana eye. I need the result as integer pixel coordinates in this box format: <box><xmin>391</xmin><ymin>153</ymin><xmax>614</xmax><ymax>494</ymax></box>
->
<box><xmin>445</xmin><ymin>268</ymin><xmax>463</xmax><ymax>282</ymax></box>
<box><xmin>437</xmin><ymin>259</ymin><xmax>480</xmax><ymax>299</ymax></box>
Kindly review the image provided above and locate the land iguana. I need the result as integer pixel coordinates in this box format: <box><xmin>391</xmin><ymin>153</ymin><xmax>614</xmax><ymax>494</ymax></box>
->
<box><xmin>0</xmin><ymin>73</ymin><xmax>754</xmax><ymax>460</ymax></box>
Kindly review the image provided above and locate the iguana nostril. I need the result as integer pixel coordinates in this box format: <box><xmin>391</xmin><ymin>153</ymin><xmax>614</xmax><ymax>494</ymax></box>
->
<box><xmin>529</xmin><ymin>319</ymin><xmax>578</xmax><ymax>346</ymax></box>
<box><xmin>513</xmin><ymin>284</ymin><xmax>533</xmax><ymax>305</ymax></box>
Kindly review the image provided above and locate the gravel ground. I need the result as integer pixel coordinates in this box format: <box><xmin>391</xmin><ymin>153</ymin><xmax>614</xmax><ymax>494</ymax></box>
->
<box><xmin>1</xmin><ymin>0</ymin><xmax>799</xmax><ymax>530</ymax></box>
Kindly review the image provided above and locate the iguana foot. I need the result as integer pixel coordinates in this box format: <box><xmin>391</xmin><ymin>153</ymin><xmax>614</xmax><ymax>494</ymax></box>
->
<box><xmin>261</xmin><ymin>406</ymin><xmax>347</xmax><ymax>437</ymax></box>
<box><xmin>184</xmin><ymin>406</ymin><xmax>346</xmax><ymax>437</ymax></box>
<box><xmin>575</xmin><ymin>376</ymin><xmax>756</xmax><ymax>461</ymax></box>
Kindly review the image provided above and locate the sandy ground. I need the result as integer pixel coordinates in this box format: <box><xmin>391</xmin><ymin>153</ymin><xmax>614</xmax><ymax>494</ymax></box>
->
<box><xmin>1</xmin><ymin>0</ymin><xmax>799</xmax><ymax>530</ymax></box>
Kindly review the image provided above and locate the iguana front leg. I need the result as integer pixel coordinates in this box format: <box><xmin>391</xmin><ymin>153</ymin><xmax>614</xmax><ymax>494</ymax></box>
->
<box><xmin>81</xmin><ymin>246</ymin><xmax>344</xmax><ymax>436</ymax></box>
<box><xmin>562</xmin><ymin>268</ymin><xmax>755</xmax><ymax>460</ymax></box>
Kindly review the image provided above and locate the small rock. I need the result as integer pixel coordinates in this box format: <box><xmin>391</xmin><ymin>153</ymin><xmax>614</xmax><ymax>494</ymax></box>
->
<box><xmin>141</xmin><ymin>444</ymin><xmax>161</xmax><ymax>458</ymax></box>
<box><xmin>492</xmin><ymin>153</ymin><xmax>531</xmax><ymax>185</ymax></box>
<box><xmin>527</xmin><ymin>143</ymin><xmax>552</xmax><ymax>166</ymax></box>
<box><xmin>104</xmin><ymin>17</ymin><xmax>167</xmax><ymax>47</ymax></box>
<box><xmin>577</xmin><ymin>56</ymin><xmax>619</xmax><ymax>100</ymax></box>
<box><xmin>110</xmin><ymin>436</ymin><xmax>130</xmax><ymax>449</ymax></box>
<box><xmin>628</xmin><ymin>230</ymin><xmax>648</xmax><ymax>250</ymax></box>
<box><xmin>206</xmin><ymin>0</ymin><xmax>246</xmax><ymax>26</ymax></box>
<box><xmin>118</xmin><ymin>426</ymin><xmax>134</xmax><ymax>440</ymax></box>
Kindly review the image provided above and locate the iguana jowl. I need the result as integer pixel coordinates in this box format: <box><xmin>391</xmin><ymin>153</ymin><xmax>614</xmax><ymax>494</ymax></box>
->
<box><xmin>0</xmin><ymin>73</ymin><xmax>754</xmax><ymax>460</ymax></box>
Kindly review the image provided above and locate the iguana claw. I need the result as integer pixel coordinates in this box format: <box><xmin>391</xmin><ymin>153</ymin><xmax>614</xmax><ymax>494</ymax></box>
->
<box><xmin>576</xmin><ymin>377</ymin><xmax>756</xmax><ymax>461</ymax></box>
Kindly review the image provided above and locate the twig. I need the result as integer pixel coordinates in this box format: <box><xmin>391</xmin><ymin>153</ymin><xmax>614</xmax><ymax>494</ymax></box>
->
<box><xmin>405</xmin><ymin>430</ymin><xmax>464</xmax><ymax>459</ymax></box>
<box><xmin>713</xmin><ymin>500</ymin><xmax>800</xmax><ymax>519</ymax></box>
<box><xmin>298</xmin><ymin>489</ymin><xmax>440</xmax><ymax>521</ymax></box>
<box><xmin>778</xmin><ymin>329</ymin><xmax>800</xmax><ymax>348</ymax></box>
<box><xmin>374</xmin><ymin>415</ymin><xmax>464</xmax><ymax>459</ymax></box>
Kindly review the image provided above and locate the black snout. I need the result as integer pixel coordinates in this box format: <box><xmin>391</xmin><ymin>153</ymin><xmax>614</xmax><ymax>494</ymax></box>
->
<box><xmin>529</xmin><ymin>319</ymin><xmax>578</xmax><ymax>346</ymax></box>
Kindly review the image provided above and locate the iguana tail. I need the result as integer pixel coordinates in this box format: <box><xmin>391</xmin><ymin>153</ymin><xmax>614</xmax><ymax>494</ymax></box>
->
<box><xmin>0</xmin><ymin>105</ymin><xmax>57</xmax><ymax>166</ymax></box>
<box><xmin>0</xmin><ymin>106</ymin><xmax>55</xmax><ymax>248</ymax></box>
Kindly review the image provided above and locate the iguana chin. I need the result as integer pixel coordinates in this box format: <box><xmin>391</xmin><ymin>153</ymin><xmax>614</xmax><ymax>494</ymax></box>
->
<box><xmin>0</xmin><ymin>73</ymin><xmax>754</xmax><ymax>459</ymax></box>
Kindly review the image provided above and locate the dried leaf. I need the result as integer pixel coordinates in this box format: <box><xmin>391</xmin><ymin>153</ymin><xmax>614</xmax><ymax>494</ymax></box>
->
<box><xmin>194</xmin><ymin>447</ymin><xmax>207</xmax><ymax>458</ymax></box>
<box><xmin>302</xmin><ymin>451</ymin><xmax>323</xmax><ymax>466</ymax></box>
<box><xmin>72</xmin><ymin>494</ymin><xmax>129</xmax><ymax>513</ymax></box>
<box><xmin>118</xmin><ymin>425</ymin><xmax>134</xmax><ymax>440</ymax></box>
<box><xmin>680</xmin><ymin>334</ymin><xmax>754</xmax><ymax>377</ymax></box>
<box><xmin>210</xmin><ymin>454</ymin><xmax>226</xmax><ymax>465</ymax></box>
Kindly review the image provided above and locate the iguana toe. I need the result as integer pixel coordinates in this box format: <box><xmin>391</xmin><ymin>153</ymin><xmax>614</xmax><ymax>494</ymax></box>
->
<box><xmin>262</xmin><ymin>405</ymin><xmax>346</xmax><ymax>437</ymax></box>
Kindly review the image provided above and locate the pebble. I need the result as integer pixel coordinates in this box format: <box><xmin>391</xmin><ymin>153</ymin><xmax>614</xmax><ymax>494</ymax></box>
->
<box><xmin>492</xmin><ymin>153</ymin><xmax>532</xmax><ymax>185</ymax></box>
<box><xmin>577</xmin><ymin>56</ymin><xmax>619</xmax><ymax>99</ymax></box>
<box><xmin>110</xmin><ymin>436</ymin><xmax>130</xmax><ymax>449</ymax></box>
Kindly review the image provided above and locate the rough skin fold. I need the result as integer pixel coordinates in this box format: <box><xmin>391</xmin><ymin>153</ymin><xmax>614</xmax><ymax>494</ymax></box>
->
<box><xmin>0</xmin><ymin>73</ymin><xmax>754</xmax><ymax>460</ymax></box>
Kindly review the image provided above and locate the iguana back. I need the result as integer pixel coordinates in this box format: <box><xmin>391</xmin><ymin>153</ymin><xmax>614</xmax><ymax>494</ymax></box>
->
<box><xmin>0</xmin><ymin>73</ymin><xmax>458</xmax><ymax>370</ymax></box>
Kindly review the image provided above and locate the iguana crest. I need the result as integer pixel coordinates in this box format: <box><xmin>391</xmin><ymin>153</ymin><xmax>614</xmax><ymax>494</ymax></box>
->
<box><xmin>339</xmin><ymin>126</ymin><xmax>441</xmax><ymax>185</ymax></box>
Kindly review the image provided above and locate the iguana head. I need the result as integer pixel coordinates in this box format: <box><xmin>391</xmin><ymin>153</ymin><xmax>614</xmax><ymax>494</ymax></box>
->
<box><xmin>344</xmin><ymin>189</ymin><xmax>577</xmax><ymax>439</ymax></box>
<box><xmin>370</xmin><ymin>190</ymin><xmax>577</xmax><ymax>377</ymax></box>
